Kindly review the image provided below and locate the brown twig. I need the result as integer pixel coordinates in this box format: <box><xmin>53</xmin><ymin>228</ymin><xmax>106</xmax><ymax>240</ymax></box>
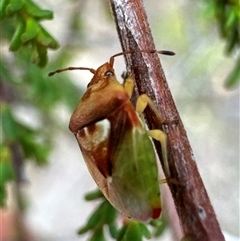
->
<box><xmin>10</xmin><ymin>143</ymin><xmax>30</xmax><ymax>241</ymax></box>
<box><xmin>109</xmin><ymin>0</ymin><xmax>225</xmax><ymax>240</ymax></box>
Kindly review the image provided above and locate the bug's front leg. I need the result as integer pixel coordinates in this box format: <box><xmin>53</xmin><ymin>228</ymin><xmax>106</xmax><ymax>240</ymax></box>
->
<box><xmin>136</xmin><ymin>94</ymin><xmax>170</xmax><ymax>179</ymax></box>
<box><xmin>123</xmin><ymin>75</ymin><xmax>135</xmax><ymax>98</ymax></box>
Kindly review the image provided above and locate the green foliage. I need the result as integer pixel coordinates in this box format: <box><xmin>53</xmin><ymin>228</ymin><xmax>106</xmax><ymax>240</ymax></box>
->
<box><xmin>149</xmin><ymin>218</ymin><xmax>168</xmax><ymax>237</ymax></box>
<box><xmin>1</xmin><ymin>103</ymin><xmax>50</xmax><ymax>164</ymax></box>
<box><xmin>205</xmin><ymin>0</ymin><xmax>240</xmax><ymax>87</ymax></box>
<box><xmin>78</xmin><ymin>190</ymin><xmax>118</xmax><ymax>240</ymax></box>
<box><xmin>225</xmin><ymin>55</ymin><xmax>240</xmax><ymax>88</ymax></box>
<box><xmin>0</xmin><ymin>2</ymin><xmax>82</xmax><ymax>207</ymax></box>
<box><xmin>117</xmin><ymin>221</ymin><xmax>151</xmax><ymax>241</ymax></box>
<box><xmin>213</xmin><ymin>0</ymin><xmax>239</xmax><ymax>54</ymax></box>
<box><xmin>0</xmin><ymin>145</ymin><xmax>15</xmax><ymax>206</ymax></box>
<box><xmin>1</xmin><ymin>0</ymin><xmax>59</xmax><ymax>67</ymax></box>
<box><xmin>0</xmin><ymin>102</ymin><xmax>50</xmax><ymax>205</ymax></box>
<box><xmin>78</xmin><ymin>190</ymin><xmax>168</xmax><ymax>241</ymax></box>
<box><xmin>0</xmin><ymin>60</ymin><xmax>81</xmax><ymax>206</ymax></box>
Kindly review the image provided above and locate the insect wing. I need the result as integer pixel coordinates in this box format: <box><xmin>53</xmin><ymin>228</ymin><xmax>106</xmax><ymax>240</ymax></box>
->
<box><xmin>75</xmin><ymin>104</ymin><xmax>161</xmax><ymax>222</ymax></box>
<box><xmin>108</xmin><ymin>122</ymin><xmax>161</xmax><ymax>221</ymax></box>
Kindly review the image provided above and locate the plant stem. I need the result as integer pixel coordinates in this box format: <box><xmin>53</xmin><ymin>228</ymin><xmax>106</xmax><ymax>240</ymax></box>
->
<box><xmin>109</xmin><ymin>0</ymin><xmax>225</xmax><ymax>240</ymax></box>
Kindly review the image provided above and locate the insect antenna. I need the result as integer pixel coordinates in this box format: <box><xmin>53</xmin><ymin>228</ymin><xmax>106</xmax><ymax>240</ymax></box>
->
<box><xmin>48</xmin><ymin>50</ymin><xmax>175</xmax><ymax>76</ymax></box>
<box><xmin>48</xmin><ymin>67</ymin><xmax>96</xmax><ymax>77</ymax></box>
<box><xmin>109</xmin><ymin>49</ymin><xmax>175</xmax><ymax>67</ymax></box>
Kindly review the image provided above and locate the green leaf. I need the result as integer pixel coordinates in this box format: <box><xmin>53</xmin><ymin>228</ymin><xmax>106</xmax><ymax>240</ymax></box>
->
<box><xmin>31</xmin><ymin>44</ymin><xmax>39</xmax><ymax>64</ymax></box>
<box><xmin>90</xmin><ymin>228</ymin><xmax>105</xmax><ymax>241</ymax></box>
<box><xmin>117</xmin><ymin>225</ymin><xmax>128</xmax><ymax>241</ymax></box>
<box><xmin>108</xmin><ymin>223</ymin><xmax>118</xmax><ymax>239</ymax></box>
<box><xmin>21</xmin><ymin>17</ymin><xmax>39</xmax><ymax>43</ymax></box>
<box><xmin>84</xmin><ymin>189</ymin><xmax>104</xmax><ymax>201</ymax></box>
<box><xmin>225</xmin><ymin>26</ymin><xmax>238</xmax><ymax>53</ymax></box>
<box><xmin>37</xmin><ymin>43</ymin><xmax>48</xmax><ymax>67</ymax></box>
<box><xmin>104</xmin><ymin>203</ymin><xmax>117</xmax><ymax>224</ymax></box>
<box><xmin>225</xmin><ymin>58</ymin><xmax>240</xmax><ymax>88</ymax></box>
<box><xmin>17</xmin><ymin>125</ymin><xmax>50</xmax><ymax>165</ymax></box>
<box><xmin>37</xmin><ymin>26</ymin><xmax>59</xmax><ymax>49</ymax></box>
<box><xmin>6</xmin><ymin>0</ymin><xmax>24</xmax><ymax>15</ymax></box>
<box><xmin>0</xmin><ymin>0</ymin><xmax>8</xmax><ymax>19</ymax></box>
<box><xmin>25</xmin><ymin>0</ymin><xmax>53</xmax><ymax>20</ymax></box>
<box><xmin>138</xmin><ymin>223</ymin><xmax>151</xmax><ymax>239</ymax></box>
<box><xmin>78</xmin><ymin>203</ymin><xmax>105</xmax><ymax>234</ymax></box>
<box><xmin>78</xmin><ymin>199</ymin><xmax>117</xmax><ymax>240</ymax></box>
<box><xmin>0</xmin><ymin>145</ymin><xmax>15</xmax><ymax>207</ymax></box>
<box><xmin>117</xmin><ymin>221</ymin><xmax>152</xmax><ymax>241</ymax></box>
<box><xmin>0</xmin><ymin>146</ymin><xmax>15</xmax><ymax>183</ymax></box>
<box><xmin>225</xmin><ymin>8</ymin><xmax>237</xmax><ymax>30</ymax></box>
<box><xmin>9</xmin><ymin>19</ymin><xmax>25</xmax><ymax>51</ymax></box>
<box><xmin>29</xmin><ymin>43</ymin><xmax>48</xmax><ymax>67</ymax></box>
<box><xmin>30</xmin><ymin>43</ymin><xmax>48</xmax><ymax>67</ymax></box>
<box><xmin>20</xmin><ymin>136</ymin><xmax>49</xmax><ymax>164</ymax></box>
<box><xmin>1</xmin><ymin>103</ymin><xmax>19</xmax><ymax>141</ymax></box>
<box><xmin>119</xmin><ymin>221</ymin><xmax>144</xmax><ymax>241</ymax></box>
<box><xmin>36</xmin><ymin>29</ymin><xmax>55</xmax><ymax>47</ymax></box>
<box><xmin>150</xmin><ymin>216</ymin><xmax>168</xmax><ymax>237</ymax></box>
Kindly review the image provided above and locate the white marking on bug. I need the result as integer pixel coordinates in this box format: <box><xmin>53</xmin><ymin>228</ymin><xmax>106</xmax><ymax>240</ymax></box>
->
<box><xmin>95</xmin><ymin>119</ymin><xmax>110</xmax><ymax>143</ymax></box>
<box><xmin>83</xmin><ymin>127</ymin><xmax>90</xmax><ymax>137</ymax></box>
<box><xmin>81</xmin><ymin>119</ymin><xmax>110</xmax><ymax>151</ymax></box>
<box><xmin>84</xmin><ymin>119</ymin><xmax>110</xmax><ymax>146</ymax></box>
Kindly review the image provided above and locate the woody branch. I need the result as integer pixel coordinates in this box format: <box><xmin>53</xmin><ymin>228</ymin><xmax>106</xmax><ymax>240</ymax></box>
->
<box><xmin>109</xmin><ymin>0</ymin><xmax>225</xmax><ymax>241</ymax></box>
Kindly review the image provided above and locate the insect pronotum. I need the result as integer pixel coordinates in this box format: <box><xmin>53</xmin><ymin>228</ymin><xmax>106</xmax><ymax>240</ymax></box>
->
<box><xmin>49</xmin><ymin>49</ymin><xmax>174</xmax><ymax>222</ymax></box>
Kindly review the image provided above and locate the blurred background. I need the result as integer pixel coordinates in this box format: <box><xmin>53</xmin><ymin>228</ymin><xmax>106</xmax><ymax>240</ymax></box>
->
<box><xmin>1</xmin><ymin>0</ymin><xmax>239</xmax><ymax>240</ymax></box>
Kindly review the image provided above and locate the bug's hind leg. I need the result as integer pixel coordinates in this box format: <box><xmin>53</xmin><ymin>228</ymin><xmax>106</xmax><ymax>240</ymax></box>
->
<box><xmin>147</xmin><ymin>129</ymin><xmax>169</xmax><ymax>179</ymax></box>
<box><xmin>136</xmin><ymin>94</ymin><xmax>170</xmax><ymax>178</ymax></box>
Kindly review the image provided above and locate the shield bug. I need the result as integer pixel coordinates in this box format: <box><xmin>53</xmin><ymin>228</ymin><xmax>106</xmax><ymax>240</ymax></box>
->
<box><xmin>49</xmin><ymin>50</ymin><xmax>174</xmax><ymax>222</ymax></box>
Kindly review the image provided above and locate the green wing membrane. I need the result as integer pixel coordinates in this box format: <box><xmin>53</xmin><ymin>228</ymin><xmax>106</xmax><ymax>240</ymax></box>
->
<box><xmin>108</xmin><ymin>112</ymin><xmax>161</xmax><ymax>221</ymax></box>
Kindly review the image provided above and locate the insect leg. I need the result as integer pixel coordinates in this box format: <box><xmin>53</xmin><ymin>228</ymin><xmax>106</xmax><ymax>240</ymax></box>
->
<box><xmin>147</xmin><ymin>129</ymin><xmax>170</xmax><ymax>178</ymax></box>
<box><xmin>159</xmin><ymin>179</ymin><xmax>167</xmax><ymax>184</ymax></box>
<box><xmin>123</xmin><ymin>75</ymin><xmax>134</xmax><ymax>98</ymax></box>
<box><xmin>136</xmin><ymin>94</ymin><xmax>162</xmax><ymax>120</ymax></box>
<box><xmin>136</xmin><ymin>94</ymin><xmax>170</xmax><ymax>178</ymax></box>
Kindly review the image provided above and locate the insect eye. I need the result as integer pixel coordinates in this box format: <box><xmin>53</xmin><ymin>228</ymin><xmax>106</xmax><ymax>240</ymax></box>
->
<box><xmin>104</xmin><ymin>70</ymin><xmax>114</xmax><ymax>76</ymax></box>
